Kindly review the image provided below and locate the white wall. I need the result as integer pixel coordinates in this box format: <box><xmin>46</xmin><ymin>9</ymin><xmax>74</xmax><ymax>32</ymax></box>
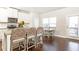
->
<box><xmin>40</xmin><ymin>7</ymin><xmax>79</xmax><ymax>36</ymax></box>
<box><xmin>29</xmin><ymin>12</ymin><xmax>40</xmax><ymax>28</ymax></box>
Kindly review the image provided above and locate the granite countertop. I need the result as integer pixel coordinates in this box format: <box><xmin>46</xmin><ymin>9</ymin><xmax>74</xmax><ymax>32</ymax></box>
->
<box><xmin>4</xmin><ymin>29</ymin><xmax>13</xmax><ymax>35</ymax></box>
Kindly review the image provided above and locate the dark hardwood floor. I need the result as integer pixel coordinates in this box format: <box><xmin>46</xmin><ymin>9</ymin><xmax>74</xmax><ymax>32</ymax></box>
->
<box><xmin>1</xmin><ymin>36</ymin><xmax>79</xmax><ymax>51</ymax></box>
<box><xmin>33</xmin><ymin>36</ymin><xmax>79</xmax><ymax>51</ymax></box>
<box><xmin>13</xmin><ymin>36</ymin><xmax>79</xmax><ymax>51</ymax></box>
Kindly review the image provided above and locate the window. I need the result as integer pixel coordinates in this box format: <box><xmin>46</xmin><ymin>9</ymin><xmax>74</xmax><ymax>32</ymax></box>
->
<box><xmin>49</xmin><ymin>17</ymin><xmax>56</xmax><ymax>27</ymax></box>
<box><xmin>43</xmin><ymin>18</ymin><xmax>49</xmax><ymax>27</ymax></box>
<box><xmin>68</xmin><ymin>16</ymin><xmax>78</xmax><ymax>37</ymax></box>
<box><xmin>43</xmin><ymin>17</ymin><xmax>56</xmax><ymax>28</ymax></box>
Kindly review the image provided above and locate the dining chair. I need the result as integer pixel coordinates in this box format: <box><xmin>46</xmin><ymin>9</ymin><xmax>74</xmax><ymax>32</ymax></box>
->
<box><xmin>0</xmin><ymin>30</ymin><xmax>4</xmax><ymax>51</ymax></box>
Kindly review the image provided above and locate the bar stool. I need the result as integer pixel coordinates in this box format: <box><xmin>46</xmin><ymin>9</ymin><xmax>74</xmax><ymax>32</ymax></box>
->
<box><xmin>25</xmin><ymin>27</ymin><xmax>37</xmax><ymax>51</ymax></box>
<box><xmin>36</xmin><ymin>27</ymin><xmax>43</xmax><ymax>47</ymax></box>
<box><xmin>0</xmin><ymin>40</ymin><xmax>2</xmax><ymax>51</ymax></box>
<box><xmin>10</xmin><ymin>28</ymin><xmax>26</xmax><ymax>51</ymax></box>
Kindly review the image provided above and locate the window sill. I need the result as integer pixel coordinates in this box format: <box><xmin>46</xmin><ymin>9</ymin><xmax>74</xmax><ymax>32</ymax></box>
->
<box><xmin>54</xmin><ymin>35</ymin><xmax>79</xmax><ymax>40</ymax></box>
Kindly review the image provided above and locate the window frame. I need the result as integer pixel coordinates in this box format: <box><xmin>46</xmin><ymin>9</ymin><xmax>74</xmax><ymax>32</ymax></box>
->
<box><xmin>42</xmin><ymin>17</ymin><xmax>56</xmax><ymax>28</ymax></box>
<box><xmin>67</xmin><ymin>16</ymin><xmax>79</xmax><ymax>37</ymax></box>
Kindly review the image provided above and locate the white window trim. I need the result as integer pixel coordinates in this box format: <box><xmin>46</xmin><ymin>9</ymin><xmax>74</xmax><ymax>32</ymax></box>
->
<box><xmin>67</xmin><ymin>15</ymin><xmax>79</xmax><ymax>37</ymax></box>
<box><xmin>42</xmin><ymin>17</ymin><xmax>56</xmax><ymax>28</ymax></box>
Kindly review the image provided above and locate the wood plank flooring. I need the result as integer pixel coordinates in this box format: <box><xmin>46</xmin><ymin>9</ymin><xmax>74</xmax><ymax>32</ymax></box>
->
<box><xmin>1</xmin><ymin>36</ymin><xmax>79</xmax><ymax>51</ymax></box>
<box><xmin>33</xmin><ymin>36</ymin><xmax>79</xmax><ymax>51</ymax></box>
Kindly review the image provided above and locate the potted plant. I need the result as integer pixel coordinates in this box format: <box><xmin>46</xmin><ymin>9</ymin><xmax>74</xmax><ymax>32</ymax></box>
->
<box><xmin>18</xmin><ymin>21</ymin><xmax>25</xmax><ymax>27</ymax></box>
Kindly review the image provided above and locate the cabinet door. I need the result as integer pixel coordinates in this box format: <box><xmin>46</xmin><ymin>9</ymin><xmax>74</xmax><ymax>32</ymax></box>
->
<box><xmin>0</xmin><ymin>8</ymin><xmax>8</xmax><ymax>28</ymax></box>
<box><xmin>18</xmin><ymin>12</ymin><xmax>29</xmax><ymax>23</ymax></box>
<box><xmin>0</xmin><ymin>8</ymin><xmax>8</xmax><ymax>22</ymax></box>
<box><xmin>18</xmin><ymin>12</ymin><xmax>30</xmax><ymax>28</ymax></box>
<box><xmin>7</xmin><ymin>8</ymin><xmax>18</xmax><ymax>18</ymax></box>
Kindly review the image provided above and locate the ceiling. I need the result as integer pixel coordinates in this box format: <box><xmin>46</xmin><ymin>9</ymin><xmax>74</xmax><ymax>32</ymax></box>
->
<box><xmin>14</xmin><ymin>7</ymin><xmax>65</xmax><ymax>14</ymax></box>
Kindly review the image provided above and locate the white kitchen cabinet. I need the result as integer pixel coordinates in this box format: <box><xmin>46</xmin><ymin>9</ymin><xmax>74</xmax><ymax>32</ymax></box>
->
<box><xmin>0</xmin><ymin>8</ymin><xmax>8</xmax><ymax>29</ymax></box>
<box><xmin>18</xmin><ymin>12</ymin><xmax>30</xmax><ymax>28</ymax></box>
<box><xmin>0</xmin><ymin>8</ymin><xmax>8</xmax><ymax>22</ymax></box>
<box><xmin>7</xmin><ymin>8</ymin><xmax>18</xmax><ymax>18</ymax></box>
<box><xmin>18</xmin><ymin>12</ymin><xmax>29</xmax><ymax>23</ymax></box>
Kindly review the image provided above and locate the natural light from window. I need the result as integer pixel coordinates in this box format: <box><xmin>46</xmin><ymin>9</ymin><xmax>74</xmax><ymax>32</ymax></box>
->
<box><xmin>68</xmin><ymin>16</ymin><xmax>78</xmax><ymax>37</ymax></box>
<box><xmin>43</xmin><ymin>17</ymin><xmax>56</xmax><ymax>28</ymax></box>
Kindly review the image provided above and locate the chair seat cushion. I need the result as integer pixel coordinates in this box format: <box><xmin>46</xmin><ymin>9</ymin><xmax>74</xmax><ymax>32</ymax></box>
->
<box><xmin>27</xmin><ymin>35</ymin><xmax>35</xmax><ymax>39</ymax></box>
<box><xmin>37</xmin><ymin>33</ymin><xmax>42</xmax><ymax>36</ymax></box>
<box><xmin>12</xmin><ymin>38</ymin><xmax>25</xmax><ymax>48</ymax></box>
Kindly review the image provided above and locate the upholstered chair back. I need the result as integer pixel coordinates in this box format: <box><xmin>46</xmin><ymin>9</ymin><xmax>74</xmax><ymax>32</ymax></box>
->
<box><xmin>26</xmin><ymin>28</ymin><xmax>37</xmax><ymax>37</ymax></box>
<box><xmin>10</xmin><ymin>28</ymin><xmax>26</xmax><ymax>40</ymax></box>
<box><xmin>37</xmin><ymin>27</ymin><xmax>43</xmax><ymax>34</ymax></box>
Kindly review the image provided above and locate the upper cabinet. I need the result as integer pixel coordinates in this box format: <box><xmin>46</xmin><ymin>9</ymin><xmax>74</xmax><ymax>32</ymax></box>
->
<box><xmin>0</xmin><ymin>8</ymin><xmax>8</xmax><ymax>22</ymax></box>
<box><xmin>7</xmin><ymin>8</ymin><xmax>18</xmax><ymax>18</ymax></box>
<box><xmin>18</xmin><ymin>12</ymin><xmax>30</xmax><ymax>23</ymax></box>
<box><xmin>0</xmin><ymin>8</ymin><xmax>18</xmax><ymax>22</ymax></box>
